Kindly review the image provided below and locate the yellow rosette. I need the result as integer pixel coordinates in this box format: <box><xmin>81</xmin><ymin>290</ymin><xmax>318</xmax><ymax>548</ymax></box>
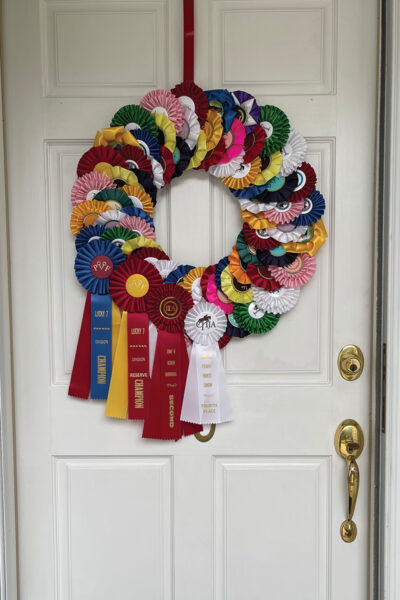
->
<box><xmin>94</xmin><ymin>126</ymin><xmax>140</xmax><ymax>148</ymax></box>
<box><xmin>221</xmin><ymin>156</ymin><xmax>262</xmax><ymax>190</ymax></box>
<box><xmin>100</xmin><ymin>166</ymin><xmax>138</xmax><ymax>187</ymax></box>
<box><xmin>180</xmin><ymin>267</ymin><xmax>206</xmax><ymax>303</ymax></box>
<box><xmin>282</xmin><ymin>219</ymin><xmax>327</xmax><ymax>257</ymax></box>
<box><xmin>121</xmin><ymin>236</ymin><xmax>163</xmax><ymax>256</ymax></box>
<box><xmin>70</xmin><ymin>200</ymin><xmax>109</xmax><ymax>235</ymax></box>
<box><xmin>187</xmin><ymin>130</ymin><xmax>207</xmax><ymax>170</ymax></box>
<box><xmin>152</xmin><ymin>113</ymin><xmax>176</xmax><ymax>153</ymax></box>
<box><xmin>220</xmin><ymin>267</ymin><xmax>253</xmax><ymax>304</ymax></box>
<box><xmin>254</xmin><ymin>151</ymin><xmax>283</xmax><ymax>186</ymax></box>
<box><xmin>240</xmin><ymin>209</ymin><xmax>276</xmax><ymax>229</ymax></box>
<box><xmin>203</xmin><ymin>109</ymin><xmax>223</xmax><ymax>151</ymax></box>
<box><xmin>122</xmin><ymin>185</ymin><xmax>154</xmax><ymax>217</ymax></box>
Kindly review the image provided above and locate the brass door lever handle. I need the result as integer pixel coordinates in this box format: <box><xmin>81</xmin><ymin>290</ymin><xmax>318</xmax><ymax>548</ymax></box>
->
<box><xmin>334</xmin><ymin>420</ymin><xmax>364</xmax><ymax>542</ymax></box>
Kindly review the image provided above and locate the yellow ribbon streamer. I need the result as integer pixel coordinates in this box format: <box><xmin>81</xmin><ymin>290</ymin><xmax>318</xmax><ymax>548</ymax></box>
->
<box><xmin>105</xmin><ymin>311</ymin><xmax>128</xmax><ymax>419</ymax></box>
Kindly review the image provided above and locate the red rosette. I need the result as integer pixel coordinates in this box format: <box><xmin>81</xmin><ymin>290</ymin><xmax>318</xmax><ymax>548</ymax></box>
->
<box><xmin>218</xmin><ymin>332</ymin><xmax>231</xmax><ymax>349</ymax></box>
<box><xmin>171</xmin><ymin>81</ymin><xmax>209</xmax><ymax>126</ymax></box>
<box><xmin>200</xmin><ymin>264</ymin><xmax>217</xmax><ymax>297</ymax></box>
<box><xmin>243</xmin><ymin>125</ymin><xmax>267</xmax><ymax>163</ymax></box>
<box><xmin>109</xmin><ymin>258</ymin><xmax>162</xmax><ymax>313</ymax></box>
<box><xmin>134</xmin><ymin>246</ymin><xmax>170</xmax><ymax>261</ymax></box>
<box><xmin>246</xmin><ymin>264</ymin><xmax>282</xmax><ymax>291</ymax></box>
<box><xmin>118</xmin><ymin>145</ymin><xmax>153</xmax><ymax>175</ymax></box>
<box><xmin>242</xmin><ymin>223</ymin><xmax>280</xmax><ymax>250</ymax></box>
<box><xmin>77</xmin><ymin>146</ymin><xmax>125</xmax><ymax>177</ymax></box>
<box><xmin>159</xmin><ymin>146</ymin><xmax>176</xmax><ymax>185</ymax></box>
<box><xmin>198</xmin><ymin>136</ymin><xmax>226</xmax><ymax>171</ymax></box>
<box><xmin>146</xmin><ymin>283</ymin><xmax>193</xmax><ymax>332</ymax></box>
<box><xmin>289</xmin><ymin>162</ymin><xmax>317</xmax><ymax>203</ymax></box>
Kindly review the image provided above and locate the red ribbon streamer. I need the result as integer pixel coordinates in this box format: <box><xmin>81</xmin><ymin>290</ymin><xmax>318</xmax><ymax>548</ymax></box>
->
<box><xmin>142</xmin><ymin>331</ymin><xmax>202</xmax><ymax>439</ymax></box>
<box><xmin>69</xmin><ymin>292</ymin><xmax>91</xmax><ymax>399</ymax></box>
<box><xmin>183</xmin><ymin>0</ymin><xmax>194</xmax><ymax>82</ymax></box>
<box><xmin>127</xmin><ymin>312</ymin><xmax>150</xmax><ymax>420</ymax></box>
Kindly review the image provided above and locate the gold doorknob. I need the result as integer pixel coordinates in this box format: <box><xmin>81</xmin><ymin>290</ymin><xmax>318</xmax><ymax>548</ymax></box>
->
<box><xmin>334</xmin><ymin>419</ymin><xmax>364</xmax><ymax>542</ymax></box>
<box><xmin>337</xmin><ymin>345</ymin><xmax>364</xmax><ymax>381</ymax></box>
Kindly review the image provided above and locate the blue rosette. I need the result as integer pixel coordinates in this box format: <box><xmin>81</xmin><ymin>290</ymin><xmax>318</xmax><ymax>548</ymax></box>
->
<box><xmin>131</xmin><ymin>129</ymin><xmax>161</xmax><ymax>161</ymax></box>
<box><xmin>205</xmin><ymin>89</ymin><xmax>236</xmax><ymax>133</ymax></box>
<box><xmin>121</xmin><ymin>205</ymin><xmax>155</xmax><ymax>228</ymax></box>
<box><xmin>230</xmin><ymin>181</ymin><xmax>270</xmax><ymax>199</ymax></box>
<box><xmin>75</xmin><ymin>225</ymin><xmax>105</xmax><ymax>251</ymax></box>
<box><xmin>75</xmin><ymin>239</ymin><xmax>125</xmax><ymax>295</ymax></box>
<box><xmin>293</xmin><ymin>189</ymin><xmax>326</xmax><ymax>226</ymax></box>
<box><xmin>215</xmin><ymin>256</ymin><xmax>229</xmax><ymax>290</ymax></box>
<box><xmin>165</xmin><ymin>264</ymin><xmax>195</xmax><ymax>284</ymax></box>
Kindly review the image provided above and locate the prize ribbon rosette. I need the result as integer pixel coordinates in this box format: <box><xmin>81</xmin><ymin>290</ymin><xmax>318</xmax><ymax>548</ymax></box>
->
<box><xmin>68</xmin><ymin>80</ymin><xmax>328</xmax><ymax>441</ymax></box>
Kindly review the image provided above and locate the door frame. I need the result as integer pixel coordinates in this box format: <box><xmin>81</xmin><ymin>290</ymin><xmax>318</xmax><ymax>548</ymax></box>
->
<box><xmin>0</xmin><ymin>1</ymin><xmax>397</xmax><ymax>598</ymax></box>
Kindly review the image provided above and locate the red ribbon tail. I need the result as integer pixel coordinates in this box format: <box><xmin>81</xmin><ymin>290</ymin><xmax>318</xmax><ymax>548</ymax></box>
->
<box><xmin>127</xmin><ymin>312</ymin><xmax>150</xmax><ymax>420</ymax></box>
<box><xmin>69</xmin><ymin>292</ymin><xmax>91</xmax><ymax>399</ymax></box>
<box><xmin>143</xmin><ymin>331</ymin><xmax>188</xmax><ymax>440</ymax></box>
<box><xmin>183</xmin><ymin>0</ymin><xmax>194</xmax><ymax>82</ymax></box>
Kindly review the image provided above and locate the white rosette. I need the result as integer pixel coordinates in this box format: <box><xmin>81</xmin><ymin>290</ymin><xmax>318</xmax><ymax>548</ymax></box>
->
<box><xmin>268</xmin><ymin>224</ymin><xmax>308</xmax><ymax>243</ymax></box>
<box><xmin>279</xmin><ymin>130</ymin><xmax>307</xmax><ymax>177</ymax></box>
<box><xmin>178</xmin><ymin>105</ymin><xmax>200</xmax><ymax>150</ymax></box>
<box><xmin>190</xmin><ymin>277</ymin><xmax>203</xmax><ymax>304</ymax></box>
<box><xmin>149</xmin><ymin>156</ymin><xmax>165</xmax><ymax>189</ymax></box>
<box><xmin>252</xmin><ymin>285</ymin><xmax>300</xmax><ymax>314</ymax></box>
<box><xmin>208</xmin><ymin>150</ymin><xmax>245</xmax><ymax>178</ymax></box>
<box><xmin>94</xmin><ymin>209</ymin><xmax>124</xmax><ymax>228</ymax></box>
<box><xmin>145</xmin><ymin>258</ymin><xmax>178</xmax><ymax>280</ymax></box>
<box><xmin>238</xmin><ymin>198</ymin><xmax>275</xmax><ymax>214</ymax></box>
<box><xmin>181</xmin><ymin>300</ymin><xmax>232</xmax><ymax>425</ymax></box>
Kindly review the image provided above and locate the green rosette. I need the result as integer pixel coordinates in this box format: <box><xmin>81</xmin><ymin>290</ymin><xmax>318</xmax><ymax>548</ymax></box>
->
<box><xmin>259</xmin><ymin>105</ymin><xmax>290</xmax><ymax>157</ymax></box>
<box><xmin>236</xmin><ymin>232</ymin><xmax>262</xmax><ymax>265</ymax></box>
<box><xmin>100</xmin><ymin>226</ymin><xmax>138</xmax><ymax>247</ymax></box>
<box><xmin>95</xmin><ymin>188</ymin><xmax>132</xmax><ymax>209</ymax></box>
<box><xmin>233</xmin><ymin>301</ymin><xmax>280</xmax><ymax>335</ymax></box>
<box><xmin>110</xmin><ymin>104</ymin><xmax>158</xmax><ymax>137</ymax></box>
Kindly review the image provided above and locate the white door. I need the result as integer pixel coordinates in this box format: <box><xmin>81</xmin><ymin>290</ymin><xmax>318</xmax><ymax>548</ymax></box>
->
<box><xmin>2</xmin><ymin>0</ymin><xmax>378</xmax><ymax>598</ymax></box>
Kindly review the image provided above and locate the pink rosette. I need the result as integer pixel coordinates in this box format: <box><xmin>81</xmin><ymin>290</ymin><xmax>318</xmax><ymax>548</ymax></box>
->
<box><xmin>71</xmin><ymin>172</ymin><xmax>116</xmax><ymax>206</ymax></box>
<box><xmin>140</xmin><ymin>89</ymin><xmax>185</xmax><ymax>133</ymax></box>
<box><xmin>269</xmin><ymin>253</ymin><xmax>316</xmax><ymax>287</ymax></box>
<box><xmin>119</xmin><ymin>215</ymin><xmax>157</xmax><ymax>240</ymax></box>
<box><xmin>220</xmin><ymin>118</ymin><xmax>246</xmax><ymax>163</ymax></box>
<box><xmin>264</xmin><ymin>199</ymin><xmax>304</xmax><ymax>225</ymax></box>
<box><xmin>206</xmin><ymin>273</ymin><xmax>234</xmax><ymax>314</ymax></box>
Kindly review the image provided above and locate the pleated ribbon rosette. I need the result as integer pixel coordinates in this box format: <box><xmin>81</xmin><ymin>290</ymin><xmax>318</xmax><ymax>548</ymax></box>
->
<box><xmin>181</xmin><ymin>300</ymin><xmax>232</xmax><ymax>425</ymax></box>
<box><xmin>105</xmin><ymin>257</ymin><xmax>162</xmax><ymax>420</ymax></box>
<box><xmin>69</xmin><ymin>239</ymin><xmax>125</xmax><ymax>400</ymax></box>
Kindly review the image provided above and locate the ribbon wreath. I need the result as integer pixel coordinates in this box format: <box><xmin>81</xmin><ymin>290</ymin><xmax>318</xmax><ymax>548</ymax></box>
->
<box><xmin>67</xmin><ymin>1</ymin><xmax>327</xmax><ymax>441</ymax></box>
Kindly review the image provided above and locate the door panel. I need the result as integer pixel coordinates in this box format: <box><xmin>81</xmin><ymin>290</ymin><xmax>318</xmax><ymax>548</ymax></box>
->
<box><xmin>2</xmin><ymin>0</ymin><xmax>377</xmax><ymax>598</ymax></box>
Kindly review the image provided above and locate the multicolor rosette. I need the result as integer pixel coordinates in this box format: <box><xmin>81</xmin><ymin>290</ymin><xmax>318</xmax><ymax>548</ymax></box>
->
<box><xmin>68</xmin><ymin>81</ymin><xmax>328</xmax><ymax>441</ymax></box>
<box><xmin>70</xmin><ymin>239</ymin><xmax>125</xmax><ymax>400</ymax></box>
<box><xmin>181</xmin><ymin>300</ymin><xmax>232</xmax><ymax>425</ymax></box>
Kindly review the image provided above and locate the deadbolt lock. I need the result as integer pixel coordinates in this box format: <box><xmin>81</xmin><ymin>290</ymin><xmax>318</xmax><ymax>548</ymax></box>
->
<box><xmin>337</xmin><ymin>345</ymin><xmax>364</xmax><ymax>381</ymax></box>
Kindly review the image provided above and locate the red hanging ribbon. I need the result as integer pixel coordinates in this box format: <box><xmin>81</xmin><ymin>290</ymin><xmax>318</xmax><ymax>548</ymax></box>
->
<box><xmin>69</xmin><ymin>292</ymin><xmax>91</xmax><ymax>399</ymax></box>
<box><xmin>142</xmin><ymin>331</ymin><xmax>202</xmax><ymax>439</ymax></box>
<box><xmin>183</xmin><ymin>0</ymin><xmax>194</xmax><ymax>82</ymax></box>
<box><xmin>127</xmin><ymin>312</ymin><xmax>150</xmax><ymax>420</ymax></box>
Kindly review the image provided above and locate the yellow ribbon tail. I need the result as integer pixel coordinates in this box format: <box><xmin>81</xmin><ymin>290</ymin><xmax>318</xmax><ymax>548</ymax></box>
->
<box><xmin>105</xmin><ymin>311</ymin><xmax>128</xmax><ymax>419</ymax></box>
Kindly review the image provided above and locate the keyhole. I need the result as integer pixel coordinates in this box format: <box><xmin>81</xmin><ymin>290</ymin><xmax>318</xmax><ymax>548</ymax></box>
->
<box><xmin>350</xmin><ymin>363</ymin><xmax>358</xmax><ymax>372</ymax></box>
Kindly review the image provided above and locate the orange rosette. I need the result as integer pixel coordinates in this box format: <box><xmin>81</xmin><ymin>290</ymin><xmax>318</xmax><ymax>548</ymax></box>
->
<box><xmin>122</xmin><ymin>185</ymin><xmax>154</xmax><ymax>217</ymax></box>
<box><xmin>221</xmin><ymin>156</ymin><xmax>262</xmax><ymax>190</ymax></box>
<box><xmin>228</xmin><ymin>246</ymin><xmax>252</xmax><ymax>284</ymax></box>
<box><xmin>240</xmin><ymin>209</ymin><xmax>276</xmax><ymax>230</ymax></box>
<box><xmin>203</xmin><ymin>109</ymin><xmax>223</xmax><ymax>152</ymax></box>
<box><xmin>180</xmin><ymin>266</ymin><xmax>206</xmax><ymax>303</ymax></box>
<box><xmin>282</xmin><ymin>219</ymin><xmax>327</xmax><ymax>257</ymax></box>
<box><xmin>94</xmin><ymin>126</ymin><xmax>140</xmax><ymax>148</ymax></box>
<box><xmin>70</xmin><ymin>200</ymin><xmax>109</xmax><ymax>236</ymax></box>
